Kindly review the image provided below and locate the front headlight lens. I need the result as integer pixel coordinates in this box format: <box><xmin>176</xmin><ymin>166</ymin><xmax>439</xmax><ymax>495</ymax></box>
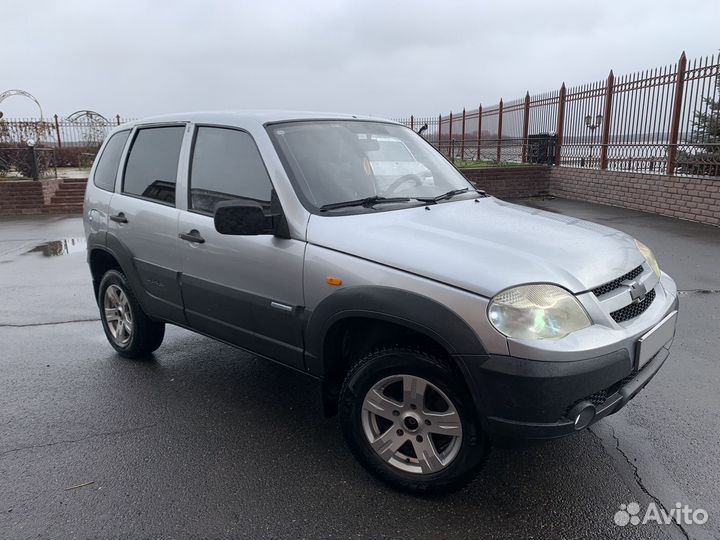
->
<box><xmin>488</xmin><ymin>284</ymin><xmax>591</xmax><ymax>340</ymax></box>
<box><xmin>635</xmin><ymin>239</ymin><xmax>660</xmax><ymax>276</ymax></box>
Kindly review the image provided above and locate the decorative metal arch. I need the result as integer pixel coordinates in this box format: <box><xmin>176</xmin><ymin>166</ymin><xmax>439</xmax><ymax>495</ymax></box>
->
<box><xmin>0</xmin><ymin>89</ymin><xmax>44</xmax><ymax>119</ymax></box>
<box><xmin>66</xmin><ymin>110</ymin><xmax>110</xmax><ymax>124</ymax></box>
<box><xmin>66</xmin><ymin>110</ymin><xmax>112</xmax><ymax>146</ymax></box>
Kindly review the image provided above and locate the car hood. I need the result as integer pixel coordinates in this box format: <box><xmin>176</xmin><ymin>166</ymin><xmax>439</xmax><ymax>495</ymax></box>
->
<box><xmin>306</xmin><ymin>197</ymin><xmax>645</xmax><ymax>297</ymax></box>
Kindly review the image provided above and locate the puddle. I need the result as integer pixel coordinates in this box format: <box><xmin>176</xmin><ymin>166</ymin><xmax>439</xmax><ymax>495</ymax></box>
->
<box><xmin>26</xmin><ymin>237</ymin><xmax>86</xmax><ymax>257</ymax></box>
<box><xmin>678</xmin><ymin>289</ymin><xmax>720</xmax><ymax>295</ymax></box>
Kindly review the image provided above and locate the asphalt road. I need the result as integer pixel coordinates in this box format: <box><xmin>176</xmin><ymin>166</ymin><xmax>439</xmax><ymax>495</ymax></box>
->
<box><xmin>1</xmin><ymin>199</ymin><xmax>718</xmax><ymax>540</ymax></box>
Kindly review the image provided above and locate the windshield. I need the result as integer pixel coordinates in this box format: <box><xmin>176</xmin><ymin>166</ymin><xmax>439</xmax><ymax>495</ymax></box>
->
<box><xmin>267</xmin><ymin>120</ymin><xmax>474</xmax><ymax>212</ymax></box>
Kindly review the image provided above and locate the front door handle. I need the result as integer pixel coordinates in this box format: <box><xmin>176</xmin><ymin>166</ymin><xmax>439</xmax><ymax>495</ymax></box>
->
<box><xmin>110</xmin><ymin>212</ymin><xmax>128</xmax><ymax>224</ymax></box>
<box><xmin>179</xmin><ymin>230</ymin><xmax>205</xmax><ymax>244</ymax></box>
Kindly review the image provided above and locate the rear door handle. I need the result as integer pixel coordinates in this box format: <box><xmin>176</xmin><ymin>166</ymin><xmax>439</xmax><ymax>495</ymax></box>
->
<box><xmin>110</xmin><ymin>212</ymin><xmax>128</xmax><ymax>224</ymax></box>
<box><xmin>179</xmin><ymin>230</ymin><xmax>205</xmax><ymax>244</ymax></box>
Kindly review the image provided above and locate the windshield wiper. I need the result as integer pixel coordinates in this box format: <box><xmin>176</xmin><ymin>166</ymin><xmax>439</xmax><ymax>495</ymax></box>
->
<box><xmin>414</xmin><ymin>187</ymin><xmax>474</xmax><ymax>204</ymax></box>
<box><xmin>319</xmin><ymin>196</ymin><xmax>411</xmax><ymax>212</ymax></box>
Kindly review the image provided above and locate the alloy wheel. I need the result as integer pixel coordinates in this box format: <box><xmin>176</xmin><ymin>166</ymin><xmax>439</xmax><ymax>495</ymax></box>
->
<box><xmin>103</xmin><ymin>284</ymin><xmax>133</xmax><ymax>346</ymax></box>
<box><xmin>361</xmin><ymin>374</ymin><xmax>463</xmax><ymax>474</ymax></box>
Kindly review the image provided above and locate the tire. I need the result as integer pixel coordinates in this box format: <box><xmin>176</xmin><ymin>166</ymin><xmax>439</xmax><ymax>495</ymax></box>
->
<box><xmin>98</xmin><ymin>269</ymin><xmax>165</xmax><ymax>359</ymax></box>
<box><xmin>339</xmin><ymin>347</ymin><xmax>490</xmax><ymax>494</ymax></box>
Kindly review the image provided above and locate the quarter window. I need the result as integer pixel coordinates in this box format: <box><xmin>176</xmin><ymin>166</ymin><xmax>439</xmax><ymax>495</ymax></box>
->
<box><xmin>93</xmin><ymin>130</ymin><xmax>130</xmax><ymax>191</ymax></box>
<box><xmin>123</xmin><ymin>126</ymin><xmax>185</xmax><ymax>204</ymax></box>
<box><xmin>189</xmin><ymin>127</ymin><xmax>273</xmax><ymax>214</ymax></box>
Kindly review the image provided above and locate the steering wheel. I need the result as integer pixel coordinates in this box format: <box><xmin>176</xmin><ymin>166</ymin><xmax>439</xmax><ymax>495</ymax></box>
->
<box><xmin>384</xmin><ymin>174</ymin><xmax>423</xmax><ymax>196</ymax></box>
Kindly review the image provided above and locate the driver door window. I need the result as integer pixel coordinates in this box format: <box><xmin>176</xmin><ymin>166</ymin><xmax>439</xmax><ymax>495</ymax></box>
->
<box><xmin>189</xmin><ymin>127</ymin><xmax>273</xmax><ymax>214</ymax></box>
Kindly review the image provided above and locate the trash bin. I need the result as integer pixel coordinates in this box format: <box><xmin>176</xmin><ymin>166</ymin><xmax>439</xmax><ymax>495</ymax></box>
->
<box><xmin>527</xmin><ymin>133</ymin><xmax>557</xmax><ymax>165</ymax></box>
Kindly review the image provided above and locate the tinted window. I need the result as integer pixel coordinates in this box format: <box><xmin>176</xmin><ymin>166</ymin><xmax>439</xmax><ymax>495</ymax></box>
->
<box><xmin>123</xmin><ymin>126</ymin><xmax>185</xmax><ymax>204</ymax></box>
<box><xmin>93</xmin><ymin>130</ymin><xmax>130</xmax><ymax>191</ymax></box>
<box><xmin>189</xmin><ymin>127</ymin><xmax>273</xmax><ymax>214</ymax></box>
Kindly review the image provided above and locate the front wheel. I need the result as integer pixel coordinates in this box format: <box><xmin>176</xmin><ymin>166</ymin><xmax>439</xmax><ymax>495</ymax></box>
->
<box><xmin>98</xmin><ymin>269</ymin><xmax>165</xmax><ymax>359</ymax></box>
<box><xmin>339</xmin><ymin>347</ymin><xmax>489</xmax><ymax>494</ymax></box>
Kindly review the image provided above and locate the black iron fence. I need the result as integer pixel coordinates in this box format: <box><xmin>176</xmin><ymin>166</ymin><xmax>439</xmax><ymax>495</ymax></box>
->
<box><xmin>0</xmin><ymin>147</ymin><xmax>57</xmax><ymax>179</ymax></box>
<box><xmin>0</xmin><ymin>114</ymin><xmax>134</xmax><ymax>178</ymax></box>
<box><xmin>0</xmin><ymin>114</ymin><xmax>133</xmax><ymax>148</ymax></box>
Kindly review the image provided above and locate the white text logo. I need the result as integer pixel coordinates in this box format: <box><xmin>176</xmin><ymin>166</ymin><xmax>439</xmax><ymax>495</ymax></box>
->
<box><xmin>614</xmin><ymin>502</ymin><xmax>708</xmax><ymax>527</ymax></box>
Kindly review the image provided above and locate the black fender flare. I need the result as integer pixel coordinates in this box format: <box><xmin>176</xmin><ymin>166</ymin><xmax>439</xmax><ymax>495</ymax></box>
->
<box><xmin>304</xmin><ymin>286</ymin><xmax>491</xmax><ymax>419</ymax></box>
<box><xmin>304</xmin><ymin>286</ymin><xmax>487</xmax><ymax>374</ymax></box>
<box><xmin>88</xmin><ymin>241</ymin><xmax>131</xmax><ymax>290</ymax></box>
<box><xmin>88</xmin><ymin>236</ymin><xmax>152</xmax><ymax>314</ymax></box>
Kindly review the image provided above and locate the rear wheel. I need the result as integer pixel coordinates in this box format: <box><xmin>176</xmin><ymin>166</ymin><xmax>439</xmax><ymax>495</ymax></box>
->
<box><xmin>339</xmin><ymin>347</ymin><xmax>489</xmax><ymax>494</ymax></box>
<box><xmin>98</xmin><ymin>269</ymin><xmax>165</xmax><ymax>358</ymax></box>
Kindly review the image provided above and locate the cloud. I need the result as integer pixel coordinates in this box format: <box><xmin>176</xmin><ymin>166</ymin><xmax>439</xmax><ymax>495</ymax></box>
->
<box><xmin>2</xmin><ymin>0</ymin><xmax>718</xmax><ymax>118</ymax></box>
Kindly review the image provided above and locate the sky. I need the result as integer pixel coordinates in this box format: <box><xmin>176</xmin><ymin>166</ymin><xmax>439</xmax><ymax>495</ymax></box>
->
<box><xmin>2</xmin><ymin>0</ymin><xmax>718</xmax><ymax>120</ymax></box>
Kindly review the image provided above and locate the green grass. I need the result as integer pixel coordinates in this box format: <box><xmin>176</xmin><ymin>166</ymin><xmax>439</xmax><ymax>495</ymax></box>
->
<box><xmin>452</xmin><ymin>159</ymin><xmax>532</xmax><ymax>169</ymax></box>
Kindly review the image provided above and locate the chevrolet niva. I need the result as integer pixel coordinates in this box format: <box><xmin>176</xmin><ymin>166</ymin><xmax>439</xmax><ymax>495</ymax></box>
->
<box><xmin>84</xmin><ymin>111</ymin><xmax>678</xmax><ymax>493</ymax></box>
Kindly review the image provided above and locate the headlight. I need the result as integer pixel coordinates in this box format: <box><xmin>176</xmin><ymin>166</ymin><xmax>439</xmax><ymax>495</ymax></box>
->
<box><xmin>488</xmin><ymin>284</ymin><xmax>591</xmax><ymax>340</ymax></box>
<box><xmin>635</xmin><ymin>239</ymin><xmax>660</xmax><ymax>276</ymax></box>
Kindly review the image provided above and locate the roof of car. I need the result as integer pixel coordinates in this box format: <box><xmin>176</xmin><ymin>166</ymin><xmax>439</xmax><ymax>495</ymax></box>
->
<box><xmin>123</xmin><ymin>110</ymin><xmax>398</xmax><ymax>128</ymax></box>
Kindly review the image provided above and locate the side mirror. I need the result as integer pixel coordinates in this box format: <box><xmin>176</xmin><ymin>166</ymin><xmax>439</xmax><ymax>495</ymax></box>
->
<box><xmin>214</xmin><ymin>200</ymin><xmax>276</xmax><ymax>236</ymax></box>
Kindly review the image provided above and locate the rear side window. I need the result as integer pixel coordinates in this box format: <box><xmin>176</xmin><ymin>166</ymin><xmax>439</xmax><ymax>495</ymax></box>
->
<box><xmin>93</xmin><ymin>130</ymin><xmax>130</xmax><ymax>191</ymax></box>
<box><xmin>123</xmin><ymin>126</ymin><xmax>185</xmax><ymax>205</ymax></box>
<box><xmin>189</xmin><ymin>127</ymin><xmax>273</xmax><ymax>214</ymax></box>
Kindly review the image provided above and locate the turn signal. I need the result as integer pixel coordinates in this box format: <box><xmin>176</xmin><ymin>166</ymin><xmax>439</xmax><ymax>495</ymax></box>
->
<box><xmin>326</xmin><ymin>276</ymin><xmax>343</xmax><ymax>286</ymax></box>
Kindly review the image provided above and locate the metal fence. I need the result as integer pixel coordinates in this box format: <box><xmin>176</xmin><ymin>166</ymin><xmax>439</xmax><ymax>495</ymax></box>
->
<box><xmin>3</xmin><ymin>52</ymin><xmax>718</xmax><ymax>179</ymax></box>
<box><xmin>0</xmin><ymin>114</ymin><xmax>133</xmax><ymax>148</ymax></box>
<box><xmin>393</xmin><ymin>52</ymin><xmax>720</xmax><ymax>177</ymax></box>
<box><xmin>0</xmin><ymin>147</ymin><xmax>57</xmax><ymax>179</ymax></box>
<box><xmin>0</xmin><ymin>114</ymin><xmax>134</xmax><ymax>177</ymax></box>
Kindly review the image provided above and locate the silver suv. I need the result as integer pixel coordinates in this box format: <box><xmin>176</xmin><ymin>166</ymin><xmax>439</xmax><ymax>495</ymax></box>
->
<box><xmin>84</xmin><ymin>111</ymin><xmax>678</xmax><ymax>493</ymax></box>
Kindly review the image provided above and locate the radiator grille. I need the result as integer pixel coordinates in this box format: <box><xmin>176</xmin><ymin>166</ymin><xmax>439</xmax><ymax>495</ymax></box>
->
<box><xmin>592</xmin><ymin>265</ymin><xmax>644</xmax><ymax>297</ymax></box>
<box><xmin>610</xmin><ymin>289</ymin><xmax>656</xmax><ymax>323</ymax></box>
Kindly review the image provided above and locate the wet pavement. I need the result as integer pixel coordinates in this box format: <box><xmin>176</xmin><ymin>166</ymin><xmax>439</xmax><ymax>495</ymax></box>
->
<box><xmin>0</xmin><ymin>201</ymin><xmax>718</xmax><ymax>540</ymax></box>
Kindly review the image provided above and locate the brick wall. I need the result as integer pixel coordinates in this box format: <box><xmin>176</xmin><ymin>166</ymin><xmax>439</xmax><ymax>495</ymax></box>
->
<box><xmin>549</xmin><ymin>167</ymin><xmax>720</xmax><ymax>226</ymax></box>
<box><xmin>0</xmin><ymin>179</ymin><xmax>86</xmax><ymax>216</ymax></box>
<box><xmin>0</xmin><ymin>181</ymin><xmax>46</xmax><ymax>216</ymax></box>
<box><xmin>41</xmin><ymin>179</ymin><xmax>62</xmax><ymax>205</ymax></box>
<box><xmin>461</xmin><ymin>165</ymin><xmax>550</xmax><ymax>198</ymax></box>
<box><xmin>2</xmin><ymin>169</ymin><xmax>718</xmax><ymax>226</ymax></box>
<box><xmin>460</xmin><ymin>165</ymin><xmax>720</xmax><ymax>227</ymax></box>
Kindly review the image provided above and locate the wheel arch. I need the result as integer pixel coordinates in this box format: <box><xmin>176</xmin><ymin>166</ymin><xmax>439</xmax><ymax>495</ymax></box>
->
<box><xmin>304</xmin><ymin>286</ymin><xmax>487</xmax><ymax>416</ymax></box>
<box><xmin>88</xmin><ymin>246</ymin><xmax>123</xmax><ymax>300</ymax></box>
<box><xmin>88</xmin><ymin>241</ymin><xmax>146</xmax><ymax>312</ymax></box>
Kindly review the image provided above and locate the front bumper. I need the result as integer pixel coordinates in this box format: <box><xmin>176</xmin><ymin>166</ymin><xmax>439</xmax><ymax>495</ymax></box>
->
<box><xmin>457</xmin><ymin>288</ymin><xmax>679</xmax><ymax>439</ymax></box>
<box><xmin>480</xmin><ymin>344</ymin><xmax>669</xmax><ymax>438</ymax></box>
